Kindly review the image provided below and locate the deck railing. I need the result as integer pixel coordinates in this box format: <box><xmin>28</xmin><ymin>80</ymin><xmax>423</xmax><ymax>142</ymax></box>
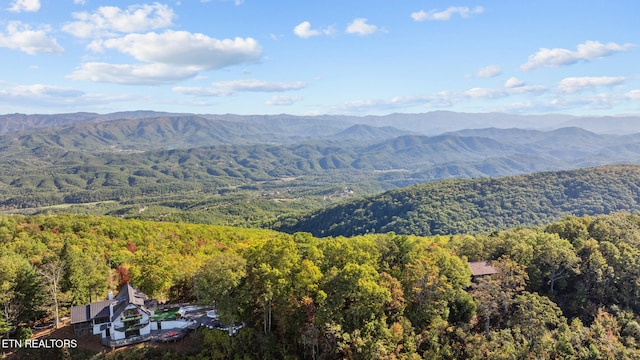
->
<box><xmin>101</xmin><ymin>333</ymin><xmax>151</xmax><ymax>348</ymax></box>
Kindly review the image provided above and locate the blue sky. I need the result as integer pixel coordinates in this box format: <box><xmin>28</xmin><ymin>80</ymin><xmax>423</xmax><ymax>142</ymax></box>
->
<box><xmin>0</xmin><ymin>0</ymin><xmax>637</xmax><ymax>116</ymax></box>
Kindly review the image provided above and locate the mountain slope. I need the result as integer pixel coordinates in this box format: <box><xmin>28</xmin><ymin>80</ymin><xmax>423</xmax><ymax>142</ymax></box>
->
<box><xmin>0</xmin><ymin>115</ymin><xmax>355</xmax><ymax>153</ymax></box>
<box><xmin>3</xmin><ymin>126</ymin><xmax>640</xmax><ymax>210</ymax></box>
<box><xmin>330</xmin><ymin>124</ymin><xmax>412</xmax><ymax>141</ymax></box>
<box><xmin>272</xmin><ymin>165</ymin><xmax>640</xmax><ymax>237</ymax></box>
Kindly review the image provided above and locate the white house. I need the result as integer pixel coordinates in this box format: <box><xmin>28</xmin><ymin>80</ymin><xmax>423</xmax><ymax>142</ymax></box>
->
<box><xmin>71</xmin><ymin>283</ymin><xmax>193</xmax><ymax>347</ymax></box>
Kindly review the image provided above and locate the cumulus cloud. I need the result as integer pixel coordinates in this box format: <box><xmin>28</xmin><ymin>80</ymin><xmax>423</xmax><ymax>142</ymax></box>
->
<box><xmin>62</xmin><ymin>3</ymin><xmax>175</xmax><ymax>38</ymax></box>
<box><xmin>88</xmin><ymin>31</ymin><xmax>261</xmax><ymax>69</ymax></box>
<box><xmin>172</xmin><ymin>86</ymin><xmax>227</xmax><ymax>97</ymax></box>
<box><xmin>266</xmin><ymin>95</ymin><xmax>302</xmax><ymax>106</ymax></box>
<box><xmin>293</xmin><ymin>21</ymin><xmax>318</xmax><ymax>38</ymax></box>
<box><xmin>504</xmin><ymin>77</ymin><xmax>526</xmax><ymax>88</ymax></box>
<box><xmin>466</xmin><ymin>65</ymin><xmax>501</xmax><ymax>78</ymax></box>
<box><xmin>68</xmin><ymin>62</ymin><xmax>201</xmax><ymax>84</ymax></box>
<box><xmin>10</xmin><ymin>84</ymin><xmax>84</xmax><ymax>97</ymax></box>
<box><xmin>0</xmin><ymin>21</ymin><xmax>63</xmax><ymax>55</ymax></box>
<box><xmin>336</xmin><ymin>81</ymin><xmax>549</xmax><ymax>113</ymax></box>
<box><xmin>464</xmin><ymin>87</ymin><xmax>506</xmax><ymax>99</ymax></box>
<box><xmin>520</xmin><ymin>40</ymin><xmax>635</xmax><ymax>71</ymax></box>
<box><xmin>8</xmin><ymin>0</ymin><xmax>40</xmax><ymax>12</ymax></box>
<box><xmin>508</xmin><ymin>85</ymin><xmax>548</xmax><ymax>95</ymax></box>
<box><xmin>626</xmin><ymin>90</ymin><xmax>640</xmax><ymax>99</ymax></box>
<box><xmin>0</xmin><ymin>82</ymin><xmax>142</xmax><ymax>111</ymax></box>
<box><xmin>173</xmin><ymin>80</ymin><xmax>308</xmax><ymax>97</ymax></box>
<box><xmin>345</xmin><ymin>18</ymin><xmax>381</xmax><ymax>36</ymax></box>
<box><xmin>0</xmin><ymin>83</ymin><xmax>86</xmax><ymax>109</ymax></box>
<box><xmin>336</xmin><ymin>92</ymin><xmax>460</xmax><ymax>113</ymax></box>
<box><xmin>557</xmin><ymin>76</ymin><xmax>625</xmax><ymax>93</ymax></box>
<box><xmin>293</xmin><ymin>21</ymin><xmax>334</xmax><ymax>39</ymax></box>
<box><xmin>211</xmin><ymin>79</ymin><xmax>308</xmax><ymax>92</ymax></box>
<box><xmin>411</xmin><ymin>6</ymin><xmax>484</xmax><ymax>21</ymax></box>
<box><xmin>71</xmin><ymin>31</ymin><xmax>262</xmax><ymax>85</ymax></box>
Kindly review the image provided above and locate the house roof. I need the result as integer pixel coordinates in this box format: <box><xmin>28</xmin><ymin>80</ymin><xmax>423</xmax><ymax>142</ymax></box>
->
<box><xmin>116</xmin><ymin>283</ymin><xmax>148</xmax><ymax>305</ymax></box>
<box><xmin>469</xmin><ymin>261</ymin><xmax>498</xmax><ymax>276</ymax></box>
<box><xmin>70</xmin><ymin>283</ymin><xmax>157</xmax><ymax>324</ymax></box>
<box><xmin>111</xmin><ymin>283</ymin><xmax>156</xmax><ymax>322</ymax></box>
<box><xmin>71</xmin><ymin>300</ymin><xmax>111</xmax><ymax>324</ymax></box>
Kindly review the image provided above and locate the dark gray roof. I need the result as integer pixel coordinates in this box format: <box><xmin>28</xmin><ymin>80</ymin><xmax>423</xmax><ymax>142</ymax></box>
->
<box><xmin>70</xmin><ymin>300</ymin><xmax>111</xmax><ymax>324</ymax></box>
<box><xmin>116</xmin><ymin>283</ymin><xmax>148</xmax><ymax>306</ymax></box>
<box><xmin>70</xmin><ymin>283</ymin><xmax>155</xmax><ymax>324</ymax></box>
<box><xmin>111</xmin><ymin>283</ymin><xmax>154</xmax><ymax>322</ymax></box>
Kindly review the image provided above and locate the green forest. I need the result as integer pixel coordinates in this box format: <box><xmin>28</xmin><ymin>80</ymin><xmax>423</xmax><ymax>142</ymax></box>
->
<box><xmin>4</xmin><ymin>212</ymin><xmax>640</xmax><ymax>359</ymax></box>
<box><xmin>274</xmin><ymin>165</ymin><xmax>640</xmax><ymax>237</ymax></box>
<box><xmin>3</xmin><ymin>114</ymin><xmax>640</xmax><ymax>359</ymax></box>
<box><xmin>3</xmin><ymin>116</ymin><xmax>640</xmax><ymax>230</ymax></box>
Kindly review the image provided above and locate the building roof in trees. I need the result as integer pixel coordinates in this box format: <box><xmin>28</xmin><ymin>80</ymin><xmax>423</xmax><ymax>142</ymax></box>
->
<box><xmin>110</xmin><ymin>283</ymin><xmax>157</xmax><ymax>321</ymax></box>
<box><xmin>468</xmin><ymin>261</ymin><xmax>498</xmax><ymax>276</ymax></box>
<box><xmin>70</xmin><ymin>283</ymin><xmax>157</xmax><ymax>324</ymax></box>
<box><xmin>70</xmin><ymin>299</ymin><xmax>112</xmax><ymax>324</ymax></box>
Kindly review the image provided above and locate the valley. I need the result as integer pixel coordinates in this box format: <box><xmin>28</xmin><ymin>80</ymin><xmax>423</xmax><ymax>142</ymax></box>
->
<box><xmin>2</xmin><ymin>111</ymin><xmax>640</xmax><ymax>230</ymax></box>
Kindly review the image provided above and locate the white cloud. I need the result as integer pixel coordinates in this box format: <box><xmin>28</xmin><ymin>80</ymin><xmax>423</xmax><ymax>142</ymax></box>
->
<box><xmin>201</xmin><ymin>0</ymin><xmax>244</xmax><ymax>4</ymax></box>
<box><xmin>266</xmin><ymin>95</ymin><xmax>302</xmax><ymax>106</ymax></box>
<box><xmin>173</xmin><ymin>80</ymin><xmax>308</xmax><ymax>97</ymax></box>
<box><xmin>466</xmin><ymin>65</ymin><xmax>501</xmax><ymax>78</ymax></box>
<box><xmin>463</xmin><ymin>83</ymin><xmax>547</xmax><ymax>100</ymax></box>
<box><xmin>336</xmin><ymin>92</ymin><xmax>460</xmax><ymax>113</ymax></box>
<box><xmin>0</xmin><ymin>21</ymin><xmax>63</xmax><ymax>55</ymax></box>
<box><xmin>8</xmin><ymin>0</ymin><xmax>40</xmax><ymax>12</ymax></box>
<box><xmin>626</xmin><ymin>90</ymin><xmax>640</xmax><ymax>99</ymax></box>
<box><xmin>211</xmin><ymin>79</ymin><xmax>308</xmax><ymax>92</ymax></box>
<box><xmin>508</xmin><ymin>85</ymin><xmax>548</xmax><ymax>95</ymax></box>
<box><xmin>335</xmin><ymin>82</ymin><xmax>549</xmax><ymax>113</ymax></box>
<box><xmin>91</xmin><ymin>30</ymin><xmax>260</xmax><ymax>67</ymax></box>
<box><xmin>0</xmin><ymin>82</ymin><xmax>145</xmax><ymax>111</ymax></box>
<box><xmin>411</xmin><ymin>6</ymin><xmax>484</xmax><ymax>21</ymax></box>
<box><xmin>521</xmin><ymin>40</ymin><xmax>635</xmax><ymax>71</ymax></box>
<box><xmin>68</xmin><ymin>62</ymin><xmax>202</xmax><ymax>84</ymax></box>
<box><xmin>172</xmin><ymin>86</ymin><xmax>227</xmax><ymax>97</ymax></box>
<box><xmin>63</xmin><ymin>3</ymin><xmax>175</xmax><ymax>38</ymax></box>
<box><xmin>504</xmin><ymin>77</ymin><xmax>525</xmax><ymax>88</ymax></box>
<box><xmin>464</xmin><ymin>87</ymin><xmax>506</xmax><ymax>99</ymax></box>
<box><xmin>557</xmin><ymin>76</ymin><xmax>625</xmax><ymax>93</ymax></box>
<box><xmin>0</xmin><ymin>83</ymin><xmax>87</xmax><ymax>110</ymax></box>
<box><xmin>550</xmin><ymin>94</ymin><xmax>617</xmax><ymax>110</ymax></box>
<box><xmin>73</xmin><ymin>0</ymin><xmax>86</xmax><ymax>4</ymax></box>
<box><xmin>345</xmin><ymin>18</ymin><xmax>380</xmax><ymax>36</ymax></box>
<box><xmin>10</xmin><ymin>84</ymin><xmax>84</xmax><ymax>97</ymax></box>
<box><xmin>293</xmin><ymin>21</ymin><xmax>334</xmax><ymax>39</ymax></box>
<box><xmin>293</xmin><ymin>21</ymin><xmax>318</xmax><ymax>38</ymax></box>
<box><xmin>72</xmin><ymin>31</ymin><xmax>261</xmax><ymax>85</ymax></box>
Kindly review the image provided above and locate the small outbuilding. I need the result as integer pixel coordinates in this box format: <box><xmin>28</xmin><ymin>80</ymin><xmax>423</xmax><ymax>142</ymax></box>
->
<box><xmin>468</xmin><ymin>261</ymin><xmax>497</xmax><ymax>277</ymax></box>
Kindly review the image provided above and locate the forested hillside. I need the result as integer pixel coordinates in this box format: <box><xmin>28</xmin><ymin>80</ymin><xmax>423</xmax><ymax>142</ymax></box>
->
<box><xmin>4</xmin><ymin>213</ymin><xmax>640</xmax><ymax>359</ymax></box>
<box><xmin>274</xmin><ymin>165</ymin><xmax>640</xmax><ymax>237</ymax></box>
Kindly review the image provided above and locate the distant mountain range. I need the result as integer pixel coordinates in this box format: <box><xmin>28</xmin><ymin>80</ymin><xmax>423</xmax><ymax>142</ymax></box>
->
<box><xmin>1</xmin><ymin>110</ymin><xmax>640</xmax><ymax>224</ymax></box>
<box><xmin>2</xmin><ymin>111</ymin><xmax>640</xmax><ymax>140</ymax></box>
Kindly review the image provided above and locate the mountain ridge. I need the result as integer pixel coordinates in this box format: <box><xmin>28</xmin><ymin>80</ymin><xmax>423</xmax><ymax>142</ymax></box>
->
<box><xmin>272</xmin><ymin>165</ymin><xmax>640</xmax><ymax>237</ymax></box>
<box><xmin>3</xmin><ymin>111</ymin><xmax>640</xmax><ymax>139</ymax></box>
